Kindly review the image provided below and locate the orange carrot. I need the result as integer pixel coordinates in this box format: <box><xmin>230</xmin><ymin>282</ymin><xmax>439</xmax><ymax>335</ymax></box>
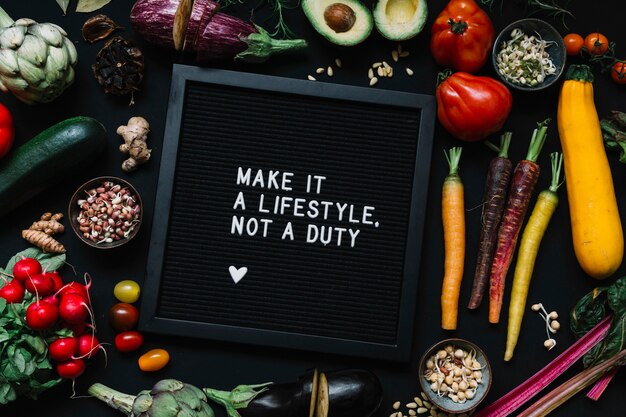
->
<box><xmin>441</xmin><ymin>147</ymin><xmax>465</xmax><ymax>330</ymax></box>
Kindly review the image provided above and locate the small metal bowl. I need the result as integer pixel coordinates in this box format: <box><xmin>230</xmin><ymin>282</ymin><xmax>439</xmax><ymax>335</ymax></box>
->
<box><xmin>68</xmin><ymin>176</ymin><xmax>143</xmax><ymax>249</ymax></box>
<box><xmin>418</xmin><ymin>338</ymin><xmax>492</xmax><ymax>414</ymax></box>
<box><xmin>492</xmin><ymin>18</ymin><xmax>566</xmax><ymax>92</ymax></box>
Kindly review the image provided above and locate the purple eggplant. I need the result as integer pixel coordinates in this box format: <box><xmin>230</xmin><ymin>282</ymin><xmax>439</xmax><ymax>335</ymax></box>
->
<box><xmin>130</xmin><ymin>0</ymin><xmax>306</xmax><ymax>63</ymax></box>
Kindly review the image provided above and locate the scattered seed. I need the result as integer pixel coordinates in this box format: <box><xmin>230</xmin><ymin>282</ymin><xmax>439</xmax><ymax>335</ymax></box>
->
<box><xmin>315</xmin><ymin>67</ymin><xmax>325</xmax><ymax>74</ymax></box>
<box><xmin>406</xmin><ymin>67</ymin><xmax>414</xmax><ymax>76</ymax></box>
<box><xmin>307</xmin><ymin>75</ymin><xmax>316</xmax><ymax>81</ymax></box>
<box><xmin>406</xmin><ymin>402</ymin><xmax>418</xmax><ymax>409</ymax></box>
<box><xmin>368</xmin><ymin>68</ymin><xmax>374</xmax><ymax>79</ymax></box>
<box><xmin>415</xmin><ymin>397</ymin><xmax>423</xmax><ymax>407</ymax></box>
<box><xmin>400</xmin><ymin>51</ymin><xmax>410</xmax><ymax>58</ymax></box>
<box><xmin>390</xmin><ymin>413</ymin><xmax>398</xmax><ymax>417</ymax></box>
<box><xmin>327</xmin><ymin>66</ymin><xmax>334</xmax><ymax>77</ymax></box>
<box><xmin>369</xmin><ymin>77</ymin><xmax>379</xmax><ymax>86</ymax></box>
<box><xmin>373</xmin><ymin>62</ymin><xmax>383</xmax><ymax>68</ymax></box>
<box><xmin>430</xmin><ymin>409</ymin><xmax>438</xmax><ymax>417</ymax></box>
<box><xmin>421</xmin><ymin>392</ymin><xmax>428</xmax><ymax>401</ymax></box>
<box><xmin>417</xmin><ymin>408</ymin><xmax>428</xmax><ymax>415</ymax></box>
<box><xmin>383</xmin><ymin>61</ymin><xmax>391</xmax><ymax>69</ymax></box>
<box><xmin>377</xmin><ymin>66</ymin><xmax>385</xmax><ymax>77</ymax></box>
<box><xmin>392</xmin><ymin>50</ymin><xmax>399</xmax><ymax>62</ymax></box>
<box><xmin>335</xmin><ymin>58</ymin><xmax>342</xmax><ymax>68</ymax></box>
<box><xmin>409</xmin><ymin>410</ymin><xmax>417</xmax><ymax>416</ymax></box>
<box><xmin>393</xmin><ymin>401</ymin><xmax>401</xmax><ymax>410</ymax></box>
<box><xmin>387</xmin><ymin>67</ymin><xmax>393</xmax><ymax>77</ymax></box>
<box><xmin>423</xmin><ymin>401</ymin><xmax>432</xmax><ymax>409</ymax></box>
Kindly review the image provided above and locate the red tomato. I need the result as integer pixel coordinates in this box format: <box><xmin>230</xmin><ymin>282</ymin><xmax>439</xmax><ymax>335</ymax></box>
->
<box><xmin>109</xmin><ymin>302</ymin><xmax>139</xmax><ymax>331</ymax></box>
<box><xmin>0</xmin><ymin>103</ymin><xmax>13</xmax><ymax>159</ymax></box>
<box><xmin>564</xmin><ymin>33</ymin><xmax>584</xmax><ymax>56</ymax></box>
<box><xmin>611</xmin><ymin>61</ymin><xmax>626</xmax><ymax>85</ymax></box>
<box><xmin>436</xmin><ymin>72</ymin><xmax>513</xmax><ymax>142</ymax></box>
<box><xmin>115</xmin><ymin>331</ymin><xmax>143</xmax><ymax>352</ymax></box>
<box><xmin>431</xmin><ymin>0</ymin><xmax>495</xmax><ymax>73</ymax></box>
<box><xmin>584</xmin><ymin>32</ymin><xmax>609</xmax><ymax>55</ymax></box>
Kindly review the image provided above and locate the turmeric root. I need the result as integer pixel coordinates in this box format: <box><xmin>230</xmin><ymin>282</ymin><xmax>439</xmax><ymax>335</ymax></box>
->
<box><xmin>117</xmin><ymin>116</ymin><xmax>151</xmax><ymax>172</ymax></box>
<box><xmin>22</xmin><ymin>230</ymin><xmax>66</xmax><ymax>254</ymax></box>
<box><xmin>30</xmin><ymin>212</ymin><xmax>65</xmax><ymax>235</ymax></box>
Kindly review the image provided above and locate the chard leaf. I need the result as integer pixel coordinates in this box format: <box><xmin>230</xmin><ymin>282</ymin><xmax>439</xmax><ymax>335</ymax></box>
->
<box><xmin>608</xmin><ymin>277</ymin><xmax>626</xmax><ymax>316</ymax></box>
<box><xmin>585</xmin><ymin>313</ymin><xmax>626</xmax><ymax>367</ymax></box>
<box><xmin>570</xmin><ymin>286</ymin><xmax>608</xmax><ymax>338</ymax></box>
<box><xmin>76</xmin><ymin>0</ymin><xmax>112</xmax><ymax>13</ymax></box>
<box><xmin>56</xmin><ymin>0</ymin><xmax>71</xmax><ymax>14</ymax></box>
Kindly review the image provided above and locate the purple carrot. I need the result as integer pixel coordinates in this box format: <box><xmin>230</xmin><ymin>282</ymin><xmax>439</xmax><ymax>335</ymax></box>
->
<box><xmin>468</xmin><ymin>132</ymin><xmax>513</xmax><ymax>310</ymax></box>
<box><xmin>489</xmin><ymin>120</ymin><xmax>549</xmax><ymax>324</ymax></box>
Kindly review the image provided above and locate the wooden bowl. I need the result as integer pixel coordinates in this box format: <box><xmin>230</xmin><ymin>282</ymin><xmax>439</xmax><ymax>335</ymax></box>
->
<box><xmin>418</xmin><ymin>338</ymin><xmax>492</xmax><ymax>414</ymax></box>
<box><xmin>68</xmin><ymin>176</ymin><xmax>142</xmax><ymax>249</ymax></box>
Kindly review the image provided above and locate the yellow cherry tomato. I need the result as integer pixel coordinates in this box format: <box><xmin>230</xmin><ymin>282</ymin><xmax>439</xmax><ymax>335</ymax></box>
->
<box><xmin>114</xmin><ymin>280</ymin><xmax>141</xmax><ymax>303</ymax></box>
<box><xmin>138</xmin><ymin>349</ymin><xmax>170</xmax><ymax>372</ymax></box>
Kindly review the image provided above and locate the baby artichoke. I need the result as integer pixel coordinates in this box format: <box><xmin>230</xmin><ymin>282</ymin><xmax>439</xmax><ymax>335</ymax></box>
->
<box><xmin>88</xmin><ymin>379</ymin><xmax>215</xmax><ymax>417</ymax></box>
<box><xmin>0</xmin><ymin>7</ymin><xmax>77</xmax><ymax>104</ymax></box>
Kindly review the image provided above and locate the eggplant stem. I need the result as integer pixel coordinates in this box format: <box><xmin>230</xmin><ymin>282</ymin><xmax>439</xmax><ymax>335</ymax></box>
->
<box><xmin>87</xmin><ymin>383</ymin><xmax>136</xmax><ymax>416</ymax></box>
<box><xmin>204</xmin><ymin>382</ymin><xmax>273</xmax><ymax>417</ymax></box>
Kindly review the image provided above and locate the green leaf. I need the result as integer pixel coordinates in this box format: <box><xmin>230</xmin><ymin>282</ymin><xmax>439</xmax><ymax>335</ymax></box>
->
<box><xmin>76</xmin><ymin>0</ymin><xmax>112</xmax><ymax>13</ymax></box>
<box><xmin>11</xmin><ymin>349</ymin><xmax>26</xmax><ymax>374</ymax></box>
<box><xmin>0</xmin><ymin>328</ymin><xmax>9</xmax><ymax>343</ymax></box>
<box><xmin>56</xmin><ymin>0</ymin><xmax>71</xmax><ymax>14</ymax></box>
<box><xmin>2</xmin><ymin>360</ymin><xmax>23</xmax><ymax>382</ymax></box>
<box><xmin>570</xmin><ymin>286</ymin><xmax>608</xmax><ymax>338</ymax></box>
<box><xmin>23</xmin><ymin>335</ymin><xmax>46</xmax><ymax>355</ymax></box>
<box><xmin>0</xmin><ymin>383</ymin><xmax>16</xmax><ymax>404</ymax></box>
<box><xmin>0</xmin><ymin>298</ymin><xmax>6</xmax><ymax>315</ymax></box>
<box><xmin>608</xmin><ymin>277</ymin><xmax>626</xmax><ymax>317</ymax></box>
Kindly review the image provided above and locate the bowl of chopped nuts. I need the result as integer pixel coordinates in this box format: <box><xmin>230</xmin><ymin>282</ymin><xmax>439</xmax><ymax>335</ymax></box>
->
<box><xmin>418</xmin><ymin>338</ymin><xmax>492</xmax><ymax>414</ymax></box>
<box><xmin>492</xmin><ymin>18</ymin><xmax>566</xmax><ymax>91</ymax></box>
<box><xmin>68</xmin><ymin>176</ymin><xmax>143</xmax><ymax>249</ymax></box>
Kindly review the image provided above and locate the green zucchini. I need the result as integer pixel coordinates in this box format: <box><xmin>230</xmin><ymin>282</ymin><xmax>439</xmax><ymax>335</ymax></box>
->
<box><xmin>0</xmin><ymin>116</ymin><xmax>107</xmax><ymax>216</ymax></box>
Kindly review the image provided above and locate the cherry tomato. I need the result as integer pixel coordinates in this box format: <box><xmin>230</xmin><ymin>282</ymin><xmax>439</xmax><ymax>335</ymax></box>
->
<box><xmin>115</xmin><ymin>331</ymin><xmax>143</xmax><ymax>352</ymax></box>
<box><xmin>138</xmin><ymin>348</ymin><xmax>170</xmax><ymax>372</ymax></box>
<box><xmin>564</xmin><ymin>33</ymin><xmax>584</xmax><ymax>56</ymax></box>
<box><xmin>611</xmin><ymin>61</ymin><xmax>626</xmax><ymax>85</ymax></box>
<box><xmin>113</xmin><ymin>280</ymin><xmax>141</xmax><ymax>303</ymax></box>
<box><xmin>584</xmin><ymin>32</ymin><xmax>609</xmax><ymax>56</ymax></box>
<box><xmin>109</xmin><ymin>302</ymin><xmax>139</xmax><ymax>331</ymax></box>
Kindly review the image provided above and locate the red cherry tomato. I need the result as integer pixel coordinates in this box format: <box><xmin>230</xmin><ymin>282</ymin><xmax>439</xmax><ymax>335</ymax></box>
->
<box><xmin>109</xmin><ymin>303</ymin><xmax>139</xmax><ymax>331</ymax></box>
<box><xmin>115</xmin><ymin>331</ymin><xmax>143</xmax><ymax>352</ymax></box>
<box><xmin>138</xmin><ymin>349</ymin><xmax>170</xmax><ymax>372</ymax></box>
<box><xmin>584</xmin><ymin>32</ymin><xmax>609</xmax><ymax>55</ymax></box>
<box><xmin>564</xmin><ymin>33</ymin><xmax>584</xmax><ymax>56</ymax></box>
<box><xmin>12</xmin><ymin>258</ymin><xmax>42</xmax><ymax>282</ymax></box>
<box><xmin>611</xmin><ymin>61</ymin><xmax>626</xmax><ymax>85</ymax></box>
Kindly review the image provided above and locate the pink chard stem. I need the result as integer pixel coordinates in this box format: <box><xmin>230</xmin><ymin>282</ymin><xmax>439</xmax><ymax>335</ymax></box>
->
<box><xmin>586</xmin><ymin>367</ymin><xmax>619</xmax><ymax>401</ymax></box>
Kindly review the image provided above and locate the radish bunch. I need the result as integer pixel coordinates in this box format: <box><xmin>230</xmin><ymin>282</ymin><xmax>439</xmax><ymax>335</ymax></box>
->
<box><xmin>1</xmin><ymin>257</ymin><xmax>104</xmax><ymax>381</ymax></box>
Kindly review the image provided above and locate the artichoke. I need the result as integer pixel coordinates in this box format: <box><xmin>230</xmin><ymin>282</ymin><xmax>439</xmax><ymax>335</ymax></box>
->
<box><xmin>0</xmin><ymin>7</ymin><xmax>77</xmax><ymax>104</ymax></box>
<box><xmin>88</xmin><ymin>379</ymin><xmax>215</xmax><ymax>417</ymax></box>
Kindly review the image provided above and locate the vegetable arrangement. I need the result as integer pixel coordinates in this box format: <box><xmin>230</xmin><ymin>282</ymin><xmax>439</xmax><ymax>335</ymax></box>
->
<box><xmin>557</xmin><ymin>65</ymin><xmax>623</xmax><ymax>279</ymax></box>
<box><xmin>0</xmin><ymin>248</ymin><xmax>102</xmax><ymax>405</ymax></box>
<box><xmin>505</xmin><ymin>153</ymin><xmax>563</xmax><ymax>361</ymax></box>
<box><xmin>489</xmin><ymin>120</ymin><xmax>549</xmax><ymax>324</ymax></box>
<box><xmin>88</xmin><ymin>369</ymin><xmax>383</xmax><ymax>417</ymax></box>
<box><xmin>441</xmin><ymin>147</ymin><xmax>465</xmax><ymax>330</ymax></box>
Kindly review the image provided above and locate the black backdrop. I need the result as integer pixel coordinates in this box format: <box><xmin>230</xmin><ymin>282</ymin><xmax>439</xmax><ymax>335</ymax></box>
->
<box><xmin>0</xmin><ymin>1</ymin><xmax>623</xmax><ymax>416</ymax></box>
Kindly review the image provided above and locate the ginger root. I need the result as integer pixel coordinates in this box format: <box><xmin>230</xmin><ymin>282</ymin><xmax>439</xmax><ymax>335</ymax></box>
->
<box><xmin>22</xmin><ymin>212</ymin><xmax>66</xmax><ymax>253</ymax></box>
<box><xmin>117</xmin><ymin>116</ymin><xmax>151</xmax><ymax>172</ymax></box>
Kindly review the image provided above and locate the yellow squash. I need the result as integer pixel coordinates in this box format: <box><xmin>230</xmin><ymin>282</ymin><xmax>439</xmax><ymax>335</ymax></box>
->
<box><xmin>557</xmin><ymin>65</ymin><xmax>623</xmax><ymax>279</ymax></box>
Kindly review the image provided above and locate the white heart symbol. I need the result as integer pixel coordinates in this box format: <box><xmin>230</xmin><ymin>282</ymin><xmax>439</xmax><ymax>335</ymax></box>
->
<box><xmin>229</xmin><ymin>266</ymin><xmax>248</xmax><ymax>284</ymax></box>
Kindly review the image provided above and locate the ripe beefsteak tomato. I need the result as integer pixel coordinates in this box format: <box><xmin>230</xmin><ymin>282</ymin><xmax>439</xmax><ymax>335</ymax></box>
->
<box><xmin>436</xmin><ymin>72</ymin><xmax>512</xmax><ymax>142</ymax></box>
<box><xmin>431</xmin><ymin>0</ymin><xmax>494</xmax><ymax>73</ymax></box>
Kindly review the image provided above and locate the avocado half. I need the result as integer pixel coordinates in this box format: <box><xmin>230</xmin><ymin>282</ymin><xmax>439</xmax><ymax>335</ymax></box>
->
<box><xmin>302</xmin><ymin>0</ymin><xmax>373</xmax><ymax>46</ymax></box>
<box><xmin>373</xmin><ymin>0</ymin><xmax>428</xmax><ymax>41</ymax></box>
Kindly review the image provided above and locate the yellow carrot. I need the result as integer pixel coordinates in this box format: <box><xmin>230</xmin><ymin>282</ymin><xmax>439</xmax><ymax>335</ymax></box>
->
<box><xmin>441</xmin><ymin>147</ymin><xmax>465</xmax><ymax>330</ymax></box>
<box><xmin>505</xmin><ymin>152</ymin><xmax>564</xmax><ymax>361</ymax></box>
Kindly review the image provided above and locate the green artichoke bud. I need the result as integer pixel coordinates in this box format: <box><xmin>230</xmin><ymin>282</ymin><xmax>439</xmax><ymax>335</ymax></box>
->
<box><xmin>88</xmin><ymin>380</ymin><xmax>215</xmax><ymax>417</ymax></box>
<box><xmin>0</xmin><ymin>7</ymin><xmax>76</xmax><ymax>104</ymax></box>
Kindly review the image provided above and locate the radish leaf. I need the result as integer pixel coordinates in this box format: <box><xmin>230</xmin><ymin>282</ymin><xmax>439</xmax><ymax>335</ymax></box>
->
<box><xmin>76</xmin><ymin>0</ymin><xmax>112</xmax><ymax>13</ymax></box>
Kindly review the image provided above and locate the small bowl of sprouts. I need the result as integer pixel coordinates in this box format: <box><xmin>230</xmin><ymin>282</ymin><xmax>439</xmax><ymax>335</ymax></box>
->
<box><xmin>492</xmin><ymin>18</ymin><xmax>566</xmax><ymax>91</ymax></box>
<box><xmin>418</xmin><ymin>338</ymin><xmax>492</xmax><ymax>414</ymax></box>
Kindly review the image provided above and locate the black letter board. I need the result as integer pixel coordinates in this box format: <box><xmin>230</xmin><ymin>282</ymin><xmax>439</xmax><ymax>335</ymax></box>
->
<box><xmin>140</xmin><ymin>65</ymin><xmax>435</xmax><ymax>361</ymax></box>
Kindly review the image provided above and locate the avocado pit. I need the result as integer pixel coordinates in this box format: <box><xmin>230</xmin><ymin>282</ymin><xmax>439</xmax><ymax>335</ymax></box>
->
<box><xmin>324</xmin><ymin>3</ymin><xmax>357</xmax><ymax>33</ymax></box>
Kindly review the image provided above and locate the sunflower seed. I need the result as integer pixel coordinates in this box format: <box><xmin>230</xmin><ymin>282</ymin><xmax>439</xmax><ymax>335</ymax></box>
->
<box><xmin>423</xmin><ymin>401</ymin><xmax>432</xmax><ymax>409</ymax></box>
<box><xmin>400</xmin><ymin>51</ymin><xmax>410</xmax><ymax>58</ymax></box>
<box><xmin>417</xmin><ymin>408</ymin><xmax>428</xmax><ymax>415</ymax></box>
<box><xmin>307</xmin><ymin>75</ymin><xmax>316</xmax><ymax>81</ymax></box>
<box><xmin>316</xmin><ymin>67</ymin><xmax>325</xmax><ymax>74</ymax></box>
<box><xmin>373</xmin><ymin>62</ymin><xmax>382</xmax><ymax>68</ymax></box>
<box><xmin>335</xmin><ymin>58</ymin><xmax>342</xmax><ymax>68</ymax></box>
<box><xmin>377</xmin><ymin>66</ymin><xmax>385</xmax><ymax>77</ymax></box>
<box><xmin>368</xmin><ymin>68</ymin><xmax>374</xmax><ymax>79</ymax></box>
<box><xmin>383</xmin><ymin>61</ymin><xmax>391</xmax><ymax>69</ymax></box>
<box><xmin>406</xmin><ymin>67</ymin><xmax>414</xmax><ymax>76</ymax></box>
<box><xmin>430</xmin><ymin>409</ymin><xmax>438</xmax><ymax>417</ymax></box>
<box><xmin>393</xmin><ymin>401</ymin><xmax>401</xmax><ymax>410</ymax></box>
<box><xmin>327</xmin><ymin>66</ymin><xmax>334</xmax><ymax>77</ymax></box>
<box><xmin>409</xmin><ymin>410</ymin><xmax>417</xmax><ymax>416</ymax></box>
<box><xmin>369</xmin><ymin>77</ymin><xmax>378</xmax><ymax>86</ymax></box>
<box><xmin>392</xmin><ymin>50</ymin><xmax>399</xmax><ymax>62</ymax></box>
<box><xmin>406</xmin><ymin>402</ymin><xmax>418</xmax><ymax>409</ymax></box>
<box><xmin>421</xmin><ymin>392</ymin><xmax>428</xmax><ymax>401</ymax></box>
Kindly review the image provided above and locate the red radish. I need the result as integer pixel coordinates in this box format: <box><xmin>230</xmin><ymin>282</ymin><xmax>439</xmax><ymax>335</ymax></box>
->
<box><xmin>42</xmin><ymin>295</ymin><xmax>59</xmax><ymax>306</ymax></box>
<box><xmin>46</xmin><ymin>272</ymin><xmax>64</xmax><ymax>292</ymax></box>
<box><xmin>62</xmin><ymin>321</ymin><xmax>88</xmax><ymax>337</ymax></box>
<box><xmin>25</xmin><ymin>301</ymin><xmax>59</xmax><ymax>330</ymax></box>
<box><xmin>25</xmin><ymin>274</ymin><xmax>55</xmax><ymax>297</ymax></box>
<box><xmin>49</xmin><ymin>337</ymin><xmax>78</xmax><ymax>362</ymax></box>
<box><xmin>77</xmin><ymin>334</ymin><xmax>102</xmax><ymax>359</ymax></box>
<box><xmin>489</xmin><ymin>120</ymin><xmax>549</xmax><ymax>323</ymax></box>
<box><xmin>59</xmin><ymin>293</ymin><xmax>89</xmax><ymax>324</ymax></box>
<box><xmin>0</xmin><ymin>281</ymin><xmax>25</xmax><ymax>303</ymax></box>
<box><xmin>58</xmin><ymin>282</ymin><xmax>89</xmax><ymax>299</ymax></box>
<box><xmin>12</xmin><ymin>258</ymin><xmax>42</xmax><ymax>282</ymax></box>
<box><xmin>130</xmin><ymin>0</ymin><xmax>306</xmax><ymax>63</ymax></box>
<box><xmin>56</xmin><ymin>358</ymin><xmax>86</xmax><ymax>379</ymax></box>
<box><xmin>468</xmin><ymin>133</ymin><xmax>513</xmax><ymax>310</ymax></box>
